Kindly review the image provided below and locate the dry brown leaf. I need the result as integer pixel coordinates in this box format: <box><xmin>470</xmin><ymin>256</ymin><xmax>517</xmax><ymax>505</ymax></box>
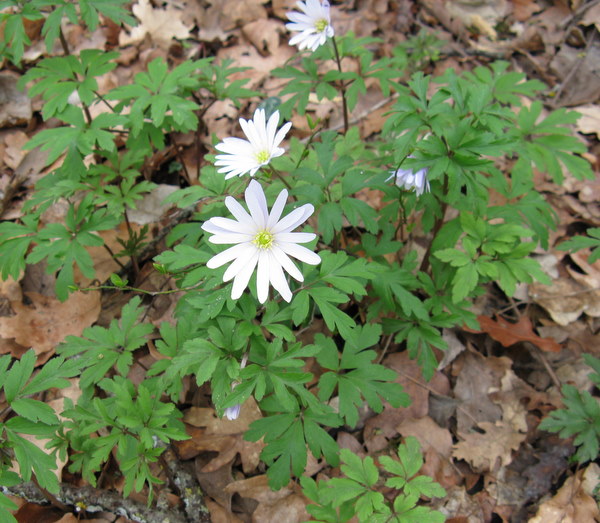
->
<box><xmin>469</xmin><ymin>315</ymin><xmax>561</xmax><ymax>353</ymax></box>
<box><xmin>430</xmin><ymin>486</ymin><xmax>488</xmax><ymax>521</ymax></box>
<box><xmin>397</xmin><ymin>416</ymin><xmax>459</xmax><ymax>489</ymax></box>
<box><xmin>252</xmin><ymin>493</ymin><xmax>310</xmax><ymax>523</ymax></box>
<box><xmin>127</xmin><ymin>184</ymin><xmax>179</xmax><ymax>225</ymax></box>
<box><xmin>549</xmin><ymin>42</ymin><xmax>600</xmax><ymax>106</ymax></box>
<box><xmin>580</xmin><ymin>3</ymin><xmax>600</xmax><ymax>31</ymax></box>
<box><xmin>0</xmin><ymin>74</ymin><xmax>32</xmax><ymax>128</ymax></box>
<box><xmin>272</xmin><ymin>0</ymin><xmax>297</xmax><ymax>19</ymax></box>
<box><xmin>452</xmin><ymin>351</ymin><xmax>509</xmax><ymax>433</ymax></box>
<box><xmin>224</xmin><ymin>474</ymin><xmax>293</xmax><ymax>504</ymax></box>
<box><xmin>489</xmin><ymin>370</ymin><xmax>542</xmax><ymax>433</ymax></box>
<box><xmin>445</xmin><ymin>0</ymin><xmax>510</xmax><ymax>40</ymax></box>
<box><xmin>530</xmin><ymin>278</ymin><xmax>600</xmax><ymax>326</ymax></box>
<box><xmin>453</xmin><ymin>420</ymin><xmax>526</xmax><ymax>472</ymax></box>
<box><xmin>512</xmin><ymin>0</ymin><xmax>541</xmax><ymax>21</ymax></box>
<box><xmin>224</xmin><ymin>475</ymin><xmax>309</xmax><ymax>522</ymax></box>
<box><xmin>181</xmin><ymin>399</ymin><xmax>263</xmax><ymax>473</ymax></box>
<box><xmin>3</xmin><ymin>131</ymin><xmax>28</xmax><ymax>170</ymax></box>
<box><xmin>0</xmin><ymin>291</ymin><xmax>100</xmax><ymax>358</ymax></box>
<box><xmin>216</xmin><ymin>44</ymin><xmax>295</xmax><ymax>89</ymax></box>
<box><xmin>574</xmin><ymin>104</ymin><xmax>600</xmax><ymax>138</ymax></box>
<box><xmin>242</xmin><ymin>19</ymin><xmax>284</xmax><ymax>56</ymax></box>
<box><xmin>529</xmin><ymin>464</ymin><xmax>600</xmax><ymax>522</ymax></box>
<box><xmin>119</xmin><ymin>0</ymin><xmax>192</xmax><ymax>49</ymax></box>
<box><xmin>363</xmin><ymin>351</ymin><xmax>449</xmax><ymax>452</ymax></box>
<box><xmin>205</xmin><ymin>498</ymin><xmax>244</xmax><ymax>523</ymax></box>
<box><xmin>397</xmin><ymin>416</ymin><xmax>453</xmax><ymax>458</ymax></box>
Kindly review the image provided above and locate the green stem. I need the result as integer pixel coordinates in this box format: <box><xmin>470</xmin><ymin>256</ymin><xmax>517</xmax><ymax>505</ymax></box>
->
<box><xmin>268</xmin><ymin>165</ymin><xmax>292</xmax><ymax>191</ymax></box>
<box><xmin>76</xmin><ymin>281</ymin><xmax>205</xmax><ymax>296</ymax></box>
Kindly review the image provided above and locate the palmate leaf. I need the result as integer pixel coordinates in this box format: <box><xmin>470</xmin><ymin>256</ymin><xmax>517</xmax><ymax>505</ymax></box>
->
<box><xmin>57</xmin><ymin>297</ymin><xmax>153</xmax><ymax>387</ymax></box>
<box><xmin>540</xmin><ymin>384</ymin><xmax>600</xmax><ymax>463</ymax></box>
<box><xmin>78</xmin><ymin>0</ymin><xmax>137</xmax><ymax>30</ymax></box>
<box><xmin>315</xmin><ymin>325</ymin><xmax>410</xmax><ymax>426</ymax></box>
<box><xmin>245</xmin><ymin>406</ymin><xmax>340</xmax><ymax>490</ymax></box>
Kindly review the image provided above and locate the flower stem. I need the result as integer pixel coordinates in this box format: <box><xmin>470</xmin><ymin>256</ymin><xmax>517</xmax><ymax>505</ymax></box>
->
<box><xmin>331</xmin><ymin>36</ymin><xmax>349</xmax><ymax>134</ymax></box>
<box><xmin>268</xmin><ymin>165</ymin><xmax>292</xmax><ymax>191</ymax></box>
<box><xmin>419</xmin><ymin>175</ymin><xmax>449</xmax><ymax>274</ymax></box>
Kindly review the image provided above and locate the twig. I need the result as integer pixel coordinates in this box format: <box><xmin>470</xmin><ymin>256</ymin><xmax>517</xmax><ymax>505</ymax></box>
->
<box><xmin>529</xmin><ymin>344</ymin><xmax>562</xmax><ymax>390</ymax></box>
<box><xmin>3</xmin><ymin>481</ymin><xmax>189</xmax><ymax>523</ymax></box>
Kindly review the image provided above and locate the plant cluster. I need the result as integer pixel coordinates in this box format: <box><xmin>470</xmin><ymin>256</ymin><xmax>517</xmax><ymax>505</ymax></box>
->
<box><xmin>0</xmin><ymin>0</ymin><xmax>596</xmax><ymax>521</ymax></box>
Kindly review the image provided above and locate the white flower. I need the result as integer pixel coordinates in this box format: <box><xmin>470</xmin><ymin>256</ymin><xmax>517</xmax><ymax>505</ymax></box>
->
<box><xmin>202</xmin><ymin>180</ymin><xmax>321</xmax><ymax>303</ymax></box>
<box><xmin>224</xmin><ymin>403</ymin><xmax>241</xmax><ymax>420</ymax></box>
<box><xmin>388</xmin><ymin>159</ymin><xmax>430</xmax><ymax>196</ymax></box>
<box><xmin>286</xmin><ymin>0</ymin><xmax>334</xmax><ymax>52</ymax></box>
<box><xmin>67</xmin><ymin>89</ymin><xmax>81</xmax><ymax>106</ymax></box>
<box><xmin>214</xmin><ymin>109</ymin><xmax>292</xmax><ymax>180</ymax></box>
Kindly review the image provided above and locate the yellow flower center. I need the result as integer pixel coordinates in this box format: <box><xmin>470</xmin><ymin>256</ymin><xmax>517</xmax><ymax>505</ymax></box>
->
<box><xmin>315</xmin><ymin>19</ymin><xmax>328</xmax><ymax>32</ymax></box>
<box><xmin>254</xmin><ymin>230</ymin><xmax>274</xmax><ymax>249</ymax></box>
<box><xmin>255</xmin><ymin>150</ymin><xmax>270</xmax><ymax>164</ymax></box>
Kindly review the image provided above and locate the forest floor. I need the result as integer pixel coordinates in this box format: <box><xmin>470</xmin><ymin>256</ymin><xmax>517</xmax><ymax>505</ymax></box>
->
<box><xmin>2</xmin><ymin>0</ymin><xmax>600</xmax><ymax>522</ymax></box>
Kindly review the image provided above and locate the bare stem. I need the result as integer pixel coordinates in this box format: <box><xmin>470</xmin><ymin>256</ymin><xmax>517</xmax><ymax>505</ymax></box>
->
<box><xmin>419</xmin><ymin>175</ymin><xmax>449</xmax><ymax>274</ymax></box>
<box><xmin>102</xmin><ymin>243</ymin><xmax>126</xmax><ymax>270</ymax></box>
<box><xmin>331</xmin><ymin>36</ymin><xmax>349</xmax><ymax>134</ymax></box>
<box><xmin>123</xmin><ymin>209</ymin><xmax>140</xmax><ymax>280</ymax></box>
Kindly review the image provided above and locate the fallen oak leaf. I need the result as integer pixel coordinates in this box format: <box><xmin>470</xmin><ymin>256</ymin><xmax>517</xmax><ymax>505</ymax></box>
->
<box><xmin>453</xmin><ymin>420</ymin><xmax>526</xmax><ymax>472</ymax></box>
<box><xmin>466</xmin><ymin>315</ymin><xmax>561</xmax><ymax>353</ymax></box>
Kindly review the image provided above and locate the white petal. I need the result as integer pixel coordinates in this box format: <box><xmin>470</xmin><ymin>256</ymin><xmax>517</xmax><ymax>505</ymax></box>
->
<box><xmin>272</xmin><ymin>204</ymin><xmax>314</xmax><ymax>234</ymax></box>
<box><xmin>256</xmin><ymin>251</ymin><xmax>270</xmax><ymax>303</ymax></box>
<box><xmin>209</xmin><ymin>233</ymin><xmax>252</xmax><ymax>244</ymax></box>
<box><xmin>223</xmin><ymin>243</ymin><xmax>258</xmax><ymax>281</ymax></box>
<box><xmin>268</xmin><ymin>251</ymin><xmax>293</xmax><ymax>302</ymax></box>
<box><xmin>202</xmin><ymin>220</ymin><xmax>232</xmax><ymax>235</ymax></box>
<box><xmin>207</xmin><ymin>243</ymin><xmax>251</xmax><ymax>269</ymax></box>
<box><xmin>239</xmin><ymin>117</ymin><xmax>259</xmax><ymax>150</ymax></box>
<box><xmin>245</xmin><ymin>180</ymin><xmax>268</xmax><ymax>229</ymax></box>
<box><xmin>266</xmin><ymin>188</ymin><xmax>289</xmax><ymax>229</ymax></box>
<box><xmin>276</xmin><ymin>232</ymin><xmax>316</xmax><ymax>244</ymax></box>
<box><xmin>225</xmin><ymin>196</ymin><xmax>253</xmax><ymax>224</ymax></box>
<box><xmin>265</xmin><ymin>110</ymin><xmax>280</xmax><ymax>148</ymax></box>
<box><xmin>272</xmin><ymin>121</ymin><xmax>292</xmax><ymax>149</ymax></box>
<box><xmin>271</xmin><ymin>245</ymin><xmax>304</xmax><ymax>281</ymax></box>
<box><xmin>215</xmin><ymin>137</ymin><xmax>254</xmax><ymax>155</ymax></box>
<box><xmin>210</xmin><ymin>216</ymin><xmax>255</xmax><ymax>234</ymax></box>
<box><xmin>231</xmin><ymin>250</ymin><xmax>259</xmax><ymax>299</ymax></box>
<box><xmin>279</xmin><ymin>242</ymin><xmax>321</xmax><ymax>265</ymax></box>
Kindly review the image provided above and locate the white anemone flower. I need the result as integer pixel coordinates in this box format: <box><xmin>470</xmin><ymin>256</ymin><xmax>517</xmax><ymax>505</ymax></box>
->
<box><xmin>215</xmin><ymin>109</ymin><xmax>292</xmax><ymax>180</ymax></box>
<box><xmin>388</xmin><ymin>158</ymin><xmax>430</xmax><ymax>196</ymax></box>
<box><xmin>202</xmin><ymin>180</ymin><xmax>321</xmax><ymax>303</ymax></box>
<box><xmin>286</xmin><ymin>0</ymin><xmax>334</xmax><ymax>52</ymax></box>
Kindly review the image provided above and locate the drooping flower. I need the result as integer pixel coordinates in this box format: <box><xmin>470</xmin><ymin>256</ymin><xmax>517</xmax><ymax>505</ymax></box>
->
<box><xmin>388</xmin><ymin>158</ymin><xmax>430</xmax><ymax>196</ymax></box>
<box><xmin>286</xmin><ymin>0</ymin><xmax>334</xmax><ymax>52</ymax></box>
<box><xmin>224</xmin><ymin>403</ymin><xmax>241</xmax><ymax>420</ymax></box>
<box><xmin>214</xmin><ymin>109</ymin><xmax>292</xmax><ymax>180</ymax></box>
<box><xmin>202</xmin><ymin>180</ymin><xmax>321</xmax><ymax>303</ymax></box>
<box><xmin>224</xmin><ymin>354</ymin><xmax>248</xmax><ymax>421</ymax></box>
<box><xmin>67</xmin><ymin>89</ymin><xmax>81</xmax><ymax>106</ymax></box>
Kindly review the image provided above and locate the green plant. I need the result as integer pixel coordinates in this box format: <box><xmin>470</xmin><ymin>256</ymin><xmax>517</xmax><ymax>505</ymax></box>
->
<box><xmin>301</xmin><ymin>437</ymin><xmax>446</xmax><ymax>522</ymax></box>
<box><xmin>0</xmin><ymin>0</ymin><xmax>595</xmax><ymax>519</ymax></box>
<box><xmin>540</xmin><ymin>354</ymin><xmax>600</xmax><ymax>463</ymax></box>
